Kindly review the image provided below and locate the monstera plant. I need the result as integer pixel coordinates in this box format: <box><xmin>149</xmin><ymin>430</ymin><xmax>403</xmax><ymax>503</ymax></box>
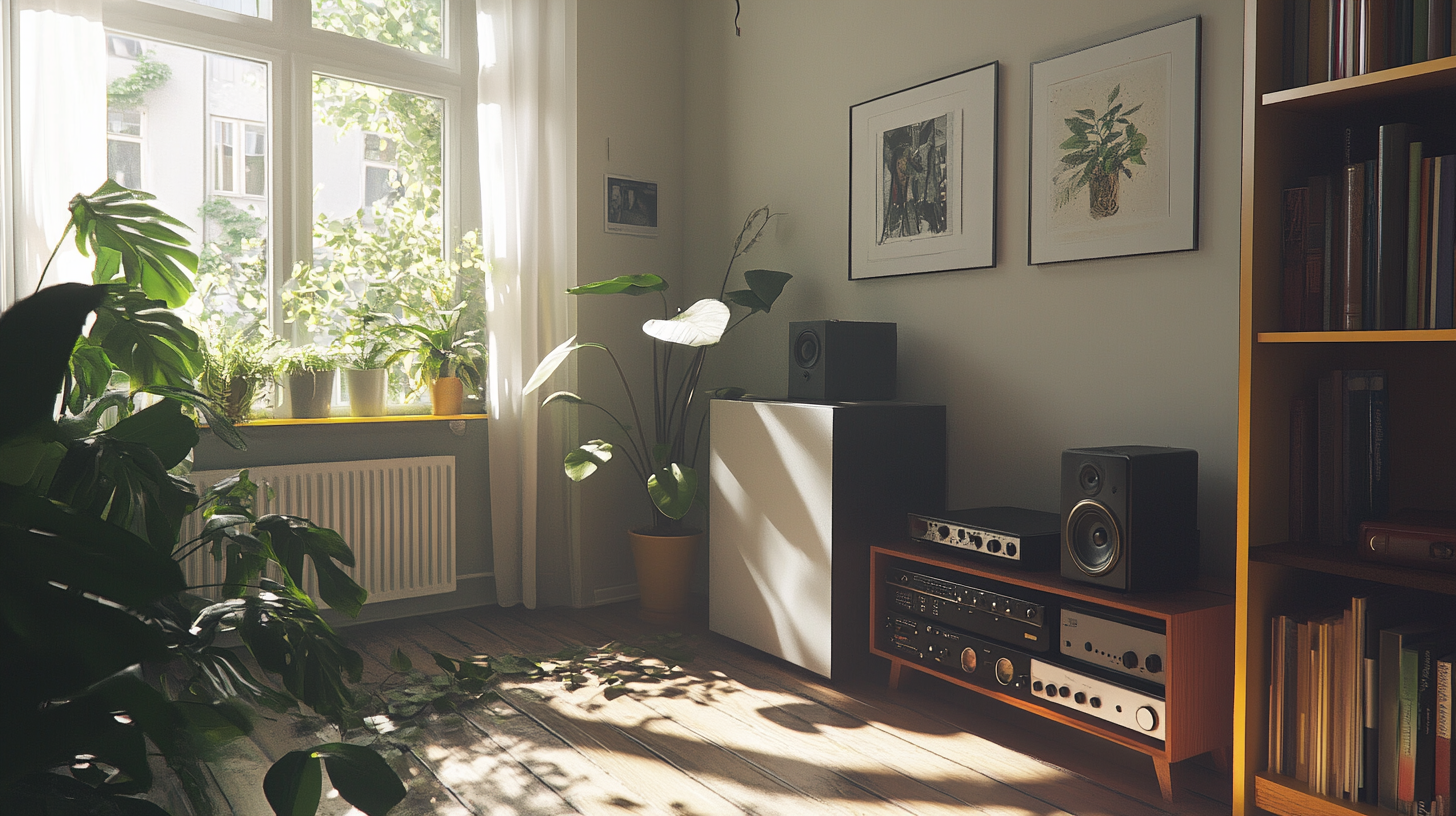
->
<box><xmin>523</xmin><ymin>206</ymin><xmax>790</xmax><ymax>621</ymax></box>
<box><xmin>0</xmin><ymin>182</ymin><xmax>406</xmax><ymax>815</ymax></box>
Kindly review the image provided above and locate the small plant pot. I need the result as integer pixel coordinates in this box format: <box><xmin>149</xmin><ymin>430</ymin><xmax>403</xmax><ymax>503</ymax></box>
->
<box><xmin>629</xmin><ymin>528</ymin><xmax>702</xmax><ymax>623</ymax></box>
<box><xmin>220</xmin><ymin>375</ymin><xmax>258</xmax><ymax>423</ymax></box>
<box><xmin>287</xmin><ymin>369</ymin><xmax>335</xmax><ymax>419</ymax></box>
<box><xmin>343</xmin><ymin>368</ymin><xmax>388</xmax><ymax>417</ymax></box>
<box><xmin>431</xmin><ymin>376</ymin><xmax>464</xmax><ymax>416</ymax></box>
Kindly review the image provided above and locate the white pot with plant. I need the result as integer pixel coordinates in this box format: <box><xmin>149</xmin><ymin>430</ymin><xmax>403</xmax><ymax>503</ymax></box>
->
<box><xmin>339</xmin><ymin>310</ymin><xmax>396</xmax><ymax>417</ymax></box>
<box><xmin>281</xmin><ymin>345</ymin><xmax>339</xmax><ymax>419</ymax></box>
<box><xmin>524</xmin><ymin>206</ymin><xmax>791</xmax><ymax>621</ymax></box>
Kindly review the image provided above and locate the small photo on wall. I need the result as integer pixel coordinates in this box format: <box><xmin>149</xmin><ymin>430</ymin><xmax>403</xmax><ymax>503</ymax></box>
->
<box><xmin>605</xmin><ymin>175</ymin><xmax>659</xmax><ymax>237</ymax></box>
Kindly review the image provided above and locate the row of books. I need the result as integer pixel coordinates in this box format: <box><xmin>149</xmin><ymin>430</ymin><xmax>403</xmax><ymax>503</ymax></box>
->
<box><xmin>1281</xmin><ymin>124</ymin><xmax>1456</xmax><ymax>333</ymax></box>
<box><xmin>1288</xmin><ymin>369</ymin><xmax>1388</xmax><ymax>547</ymax></box>
<box><xmin>1284</xmin><ymin>0</ymin><xmax>1456</xmax><ymax>89</ymax></box>
<box><xmin>1267</xmin><ymin>594</ymin><xmax>1455</xmax><ymax>814</ymax></box>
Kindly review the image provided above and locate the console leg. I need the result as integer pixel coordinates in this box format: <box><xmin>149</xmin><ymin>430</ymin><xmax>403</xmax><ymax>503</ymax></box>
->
<box><xmin>1152</xmin><ymin>756</ymin><xmax>1174</xmax><ymax>802</ymax></box>
<box><xmin>1212</xmin><ymin>746</ymin><xmax>1232</xmax><ymax>774</ymax></box>
<box><xmin>888</xmin><ymin>660</ymin><xmax>903</xmax><ymax>691</ymax></box>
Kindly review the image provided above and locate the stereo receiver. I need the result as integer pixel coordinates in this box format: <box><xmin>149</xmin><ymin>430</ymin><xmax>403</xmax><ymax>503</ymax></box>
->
<box><xmin>908</xmin><ymin>507</ymin><xmax>1061</xmax><ymax>570</ymax></box>
<box><xmin>1031</xmin><ymin>658</ymin><xmax>1166</xmax><ymax>742</ymax></box>
<box><xmin>885</xmin><ymin>565</ymin><xmax>1051</xmax><ymax>651</ymax></box>
<box><xmin>883</xmin><ymin>613</ymin><xmax>1032</xmax><ymax>697</ymax></box>
<box><xmin>1058</xmin><ymin>602</ymin><xmax>1167</xmax><ymax>687</ymax></box>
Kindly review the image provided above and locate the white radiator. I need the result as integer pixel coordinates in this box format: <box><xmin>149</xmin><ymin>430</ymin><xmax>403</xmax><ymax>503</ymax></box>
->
<box><xmin>178</xmin><ymin>457</ymin><xmax>457</xmax><ymax>607</ymax></box>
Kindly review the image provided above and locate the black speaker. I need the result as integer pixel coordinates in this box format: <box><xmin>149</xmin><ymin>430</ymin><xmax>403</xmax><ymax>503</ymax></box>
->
<box><xmin>787</xmin><ymin>320</ymin><xmax>896</xmax><ymax>402</ymax></box>
<box><xmin>1060</xmin><ymin>445</ymin><xmax>1200</xmax><ymax>592</ymax></box>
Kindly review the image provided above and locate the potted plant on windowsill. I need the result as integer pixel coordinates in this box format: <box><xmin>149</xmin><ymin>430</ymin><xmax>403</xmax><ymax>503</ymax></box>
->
<box><xmin>339</xmin><ymin>310</ymin><xmax>396</xmax><ymax>417</ymax></box>
<box><xmin>386</xmin><ymin>300</ymin><xmax>484</xmax><ymax>416</ymax></box>
<box><xmin>280</xmin><ymin>344</ymin><xmax>339</xmax><ymax>419</ymax></box>
<box><xmin>524</xmin><ymin>206</ymin><xmax>791</xmax><ymax>622</ymax></box>
<box><xmin>198</xmin><ymin>322</ymin><xmax>281</xmax><ymax>423</ymax></box>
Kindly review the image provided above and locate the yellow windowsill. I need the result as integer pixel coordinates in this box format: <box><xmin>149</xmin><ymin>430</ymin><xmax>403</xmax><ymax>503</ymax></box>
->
<box><xmin>227</xmin><ymin>413</ymin><xmax>488</xmax><ymax>427</ymax></box>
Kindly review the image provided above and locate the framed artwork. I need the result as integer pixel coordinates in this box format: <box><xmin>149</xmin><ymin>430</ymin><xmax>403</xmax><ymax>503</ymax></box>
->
<box><xmin>1028</xmin><ymin>17</ymin><xmax>1200</xmax><ymax>265</ymax></box>
<box><xmin>605</xmin><ymin>174</ymin><xmax>658</xmax><ymax>237</ymax></box>
<box><xmin>849</xmin><ymin>61</ymin><xmax>998</xmax><ymax>280</ymax></box>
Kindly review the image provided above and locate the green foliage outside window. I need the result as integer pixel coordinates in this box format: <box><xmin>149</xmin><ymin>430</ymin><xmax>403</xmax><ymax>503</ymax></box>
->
<box><xmin>312</xmin><ymin>0</ymin><xmax>443</xmax><ymax>56</ymax></box>
<box><xmin>107</xmin><ymin>50</ymin><xmax>172</xmax><ymax>110</ymax></box>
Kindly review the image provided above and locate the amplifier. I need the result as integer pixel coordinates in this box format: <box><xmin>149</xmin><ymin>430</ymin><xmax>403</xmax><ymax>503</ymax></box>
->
<box><xmin>908</xmin><ymin>507</ymin><xmax>1060</xmax><ymax>570</ymax></box>
<box><xmin>885</xmin><ymin>565</ymin><xmax>1051</xmax><ymax>651</ymax></box>
<box><xmin>1031</xmin><ymin>658</ymin><xmax>1166</xmax><ymax>742</ymax></box>
<box><xmin>883</xmin><ymin>612</ymin><xmax>1032</xmax><ymax>697</ymax></box>
<box><xmin>1358</xmin><ymin>513</ymin><xmax>1456</xmax><ymax>573</ymax></box>
<box><xmin>1058</xmin><ymin>602</ymin><xmax>1167</xmax><ymax>687</ymax></box>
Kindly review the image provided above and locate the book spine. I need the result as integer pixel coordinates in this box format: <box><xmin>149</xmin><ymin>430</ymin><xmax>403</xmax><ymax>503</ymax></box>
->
<box><xmin>1368</xmin><ymin>370</ymin><xmax>1389</xmax><ymax>523</ymax></box>
<box><xmin>1298</xmin><ymin>0</ymin><xmax>1314</xmax><ymax>84</ymax></box>
<box><xmin>1319</xmin><ymin>370</ymin><xmax>1347</xmax><ymax>547</ymax></box>
<box><xmin>1309</xmin><ymin>176</ymin><xmax>1331</xmax><ymax>330</ymax></box>
<box><xmin>1301</xmin><ymin>619</ymin><xmax>1315</xmax><ymax>782</ymax></box>
<box><xmin>1370</xmin><ymin>0</ymin><xmax>1393</xmax><ymax>71</ymax></box>
<box><xmin>1408</xmin><ymin>142</ymin><xmax>1426</xmax><ymax>328</ymax></box>
<box><xmin>1345</xmin><ymin>163</ymin><xmax>1367</xmax><ymax>330</ymax></box>
<box><xmin>1325</xmin><ymin>171</ymin><xmax>1339</xmax><ymax>330</ymax></box>
<box><xmin>1288</xmin><ymin>616</ymin><xmax>1303</xmax><ymax>776</ymax></box>
<box><xmin>1420</xmin><ymin>156</ymin><xmax>1432</xmax><ymax>328</ymax></box>
<box><xmin>1366</xmin><ymin>158</ymin><xmax>1381</xmax><ymax>330</ymax></box>
<box><xmin>1437</xmin><ymin>655</ymin><xmax>1452</xmax><ymax>814</ymax></box>
<box><xmin>1398</xmin><ymin>0</ymin><xmax>1416</xmax><ymax>65</ymax></box>
<box><xmin>1419</xmin><ymin>645</ymin><xmax>1440</xmax><ymax>813</ymax></box>
<box><xmin>1405</xmin><ymin>647</ymin><xmax>1421</xmax><ymax>814</ymax></box>
<box><xmin>1344</xmin><ymin>371</ymin><xmax>1373</xmax><ymax>545</ymax></box>
<box><xmin>1378</xmin><ymin>124</ymin><xmax>1413</xmax><ymax>330</ymax></box>
<box><xmin>1418</xmin><ymin>0</ymin><xmax>1434</xmax><ymax>59</ymax></box>
<box><xmin>1291</xmin><ymin>397</ymin><xmax>1318</xmax><ymax>542</ymax></box>
<box><xmin>1433</xmin><ymin>0</ymin><xmax>1453</xmax><ymax>56</ymax></box>
<box><xmin>1440</xmin><ymin>155</ymin><xmax>1455</xmax><ymax>328</ymax></box>
<box><xmin>1285</xmin><ymin>187</ymin><xmax>1312</xmax><ymax>331</ymax></box>
<box><xmin>1384</xmin><ymin>629</ymin><xmax>1407</xmax><ymax>809</ymax></box>
<box><xmin>1314</xmin><ymin>0</ymin><xmax>1335</xmax><ymax>79</ymax></box>
<box><xmin>1273</xmin><ymin>616</ymin><xmax>1284</xmax><ymax>773</ymax></box>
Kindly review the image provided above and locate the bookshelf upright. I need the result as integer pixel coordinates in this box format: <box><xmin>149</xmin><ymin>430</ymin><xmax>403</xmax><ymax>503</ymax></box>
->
<box><xmin>1236</xmin><ymin>2</ymin><xmax>1456</xmax><ymax>815</ymax></box>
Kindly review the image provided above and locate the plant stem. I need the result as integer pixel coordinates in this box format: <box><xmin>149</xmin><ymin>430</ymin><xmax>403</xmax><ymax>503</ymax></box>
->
<box><xmin>33</xmin><ymin>224</ymin><xmax>75</xmax><ymax>294</ymax></box>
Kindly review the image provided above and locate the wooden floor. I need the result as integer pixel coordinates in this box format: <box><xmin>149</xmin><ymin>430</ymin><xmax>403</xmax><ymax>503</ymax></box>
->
<box><xmin>195</xmin><ymin>602</ymin><xmax>1234</xmax><ymax>816</ymax></box>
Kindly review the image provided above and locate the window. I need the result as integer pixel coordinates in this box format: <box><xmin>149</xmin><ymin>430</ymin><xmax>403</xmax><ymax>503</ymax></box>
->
<box><xmin>93</xmin><ymin>0</ymin><xmax>479</xmax><ymax>416</ymax></box>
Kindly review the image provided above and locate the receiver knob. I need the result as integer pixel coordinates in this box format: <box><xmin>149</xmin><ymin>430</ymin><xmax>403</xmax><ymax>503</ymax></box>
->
<box><xmin>987</xmin><ymin>539</ymin><xmax>1002</xmax><ymax>553</ymax></box>
<box><xmin>937</xmin><ymin>525</ymin><xmax>951</xmax><ymax>539</ymax></box>
<box><xmin>1045</xmin><ymin>685</ymin><xmax>1058</xmax><ymax>698</ymax></box>
<box><xmin>1058</xmin><ymin>686</ymin><xmax>1071</xmax><ymax>698</ymax></box>
<box><xmin>1144</xmin><ymin>654</ymin><xmax>1163</xmax><ymax>674</ymax></box>
<box><xmin>1090</xmin><ymin>697</ymin><xmax>1102</xmax><ymax>709</ymax></box>
<box><xmin>1121</xmin><ymin>651</ymin><xmax>1140</xmax><ymax>670</ymax></box>
<box><xmin>1024</xmin><ymin>607</ymin><xmax>1036</xmax><ymax>620</ymax></box>
<box><xmin>1135</xmin><ymin>706</ymin><xmax>1159</xmax><ymax>732</ymax></box>
<box><xmin>1074</xmin><ymin>692</ymin><xmax>1086</xmax><ymax>704</ymax></box>
<box><xmin>1032</xmin><ymin>681</ymin><xmax>1044</xmax><ymax>693</ymax></box>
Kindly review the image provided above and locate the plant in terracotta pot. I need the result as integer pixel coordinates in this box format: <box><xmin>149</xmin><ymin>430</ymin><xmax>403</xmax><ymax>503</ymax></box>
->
<box><xmin>338</xmin><ymin>309</ymin><xmax>397</xmax><ymax>417</ymax></box>
<box><xmin>386</xmin><ymin>299</ymin><xmax>484</xmax><ymax>416</ymax></box>
<box><xmin>198</xmin><ymin>321</ymin><xmax>281</xmax><ymax>422</ymax></box>
<box><xmin>280</xmin><ymin>343</ymin><xmax>340</xmax><ymax>419</ymax></box>
<box><xmin>524</xmin><ymin>206</ymin><xmax>791</xmax><ymax>621</ymax></box>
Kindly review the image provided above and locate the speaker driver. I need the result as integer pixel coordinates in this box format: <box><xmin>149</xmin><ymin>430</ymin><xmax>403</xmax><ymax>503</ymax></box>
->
<box><xmin>1066</xmin><ymin>499</ymin><xmax>1122</xmax><ymax>576</ymax></box>
<box><xmin>1078</xmin><ymin>463</ymin><xmax>1103</xmax><ymax>495</ymax></box>
<box><xmin>793</xmin><ymin>329</ymin><xmax>821</xmax><ymax>369</ymax></box>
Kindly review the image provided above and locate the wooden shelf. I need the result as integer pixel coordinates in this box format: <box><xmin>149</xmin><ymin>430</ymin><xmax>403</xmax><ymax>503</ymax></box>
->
<box><xmin>1249</xmin><ymin>542</ymin><xmax>1456</xmax><ymax>595</ymax></box>
<box><xmin>1262</xmin><ymin>54</ymin><xmax>1456</xmax><ymax>112</ymax></box>
<box><xmin>1256</xmin><ymin>329</ymin><xmax>1456</xmax><ymax>343</ymax></box>
<box><xmin>1253</xmin><ymin>772</ymin><xmax>1388</xmax><ymax>816</ymax></box>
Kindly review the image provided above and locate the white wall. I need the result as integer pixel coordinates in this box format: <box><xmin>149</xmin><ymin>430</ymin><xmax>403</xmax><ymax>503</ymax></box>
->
<box><xmin>680</xmin><ymin>1</ymin><xmax>1243</xmax><ymax>579</ymax></box>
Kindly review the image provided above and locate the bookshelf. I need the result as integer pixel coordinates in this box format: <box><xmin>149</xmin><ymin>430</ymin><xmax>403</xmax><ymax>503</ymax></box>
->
<box><xmin>1236</xmin><ymin>2</ymin><xmax>1456</xmax><ymax>815</ymax></box>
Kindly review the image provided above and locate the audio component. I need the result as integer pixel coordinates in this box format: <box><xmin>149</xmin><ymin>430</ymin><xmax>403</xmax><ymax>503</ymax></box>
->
<box><xmin>907</xmin><ymin>506</ymin><xmax>1061</xmax><ymax>570</ymax></box>
<box><xmin>1030</xmin><ymin>658</ymin><xmax>1166</xmax><ymax>741</ymax></box>
<box><xmin>883</xmin><ymin>612</ymin><xmax>1032</xmax><ymax>696</ymax></box>
<box><xmin>885</xmin><ymin>565</ymin><xmax>1051</xmax><ymax>651</ymax></box>
<box><xmin>787</xmin><ymin>320</ymin><xmax>896</xmax><ymax>402</ymax></box>
<box><xmin>1058</xmin><ymin>602</ymin><xmax>1168</xmax><ymax>686</ymax></box>
<box><xmin>1060</xmin><ymin>445</ymin><xmax>1200</xmax><ymax>592</ymax></box>
<box><xmin>1358</xmin><ymin>514</ymin><xmax>1456</xmax><ymax>573</ymax></box>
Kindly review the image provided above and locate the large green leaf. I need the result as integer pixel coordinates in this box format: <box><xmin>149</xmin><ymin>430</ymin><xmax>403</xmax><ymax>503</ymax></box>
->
<box><xmin>48</xmin><ymin>434</ymin><xmax>199</xmax><ymax>551</ymax></box>
<box><xmin>263</xmin><ymin>749</ymin><xmax>323</xmax><ymax>816</ymax></box>
<box><xmin>69</xmin><ymin>180</ymin><xmax>197</xmax><ymax>308</ymax></box>
<box><xmin>724</xmin><ymin>269</ymin><xmax>792</xmax><ymax>315</ymax></box>
<box><xmin>89</xmin><ymin>287</ymin><xmax>202</xmax><ymax>392</ymax></box>
<box><xmin>647</xmin><ymin>463</ymin><xmax>697</xmax><ymax>520</ymax></box>
<box><xmin>106</xmin><ymin>398</ymin><xmax>199</xmax><ymax>470</ymax></box>
<box><xmin>641</xmin><ymin>299</ymin><xmax>729</xmax><ymax>347</ymax></box>
<box><xmin>254</xmin><ymin>515</ymin><xmax>368</xmax><ymax>617</ymax></box>
<box><xmin>524</xmin><ymin>336</ymin><xmax>606</xmax><ymax>395</ymax></box>
<box><xmin>566</xmin><ymin>274</ymin><xmax>668</xmax><ymax>296</ymax></box>
<box><xmin>564</xmin><ymin>440</ymin><xmax>613</xmax><ymax>481</ymax></box>
<box><xmin>315</xmin><ymin>743</ymin><xmax>407</xmax><ymax>816</ymax></box>
<box><xmin>145</xmin><ymin>384</ymin><xmax>248</xmax><ymax>452</ymax></box>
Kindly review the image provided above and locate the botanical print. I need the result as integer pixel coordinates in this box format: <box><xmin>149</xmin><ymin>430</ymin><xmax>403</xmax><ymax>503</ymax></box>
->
<box><xmin>1046</xmin><ymin>53</ymin><xmax>1169</xmax><ymax>241</ymax></box>
<box><xmin>877</xmin><ymin>113</ymin><xmax>953</xmax><ymax>245</ymax></box>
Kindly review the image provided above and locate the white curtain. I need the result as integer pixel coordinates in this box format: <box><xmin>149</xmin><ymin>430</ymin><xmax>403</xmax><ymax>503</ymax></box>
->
<box><xmin>479</xmin><ymin>0</ymin><xmax>576</xmax><ymax>608</ymax></box>
<box><xmin>14</xmin><ymin>0</ymin><xmax>106</xmax><ymax>304</ymax></box>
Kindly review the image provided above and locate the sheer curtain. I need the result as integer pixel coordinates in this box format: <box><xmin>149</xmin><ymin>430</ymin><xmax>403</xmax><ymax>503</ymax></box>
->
<box><xmin>13</xmin><ymin>0</ymin><xmax>106</xmax><ymax>303</ymax></box>
<box><xmin>479</xmin><ymin>0</ymin><xmax>576</xmax><ymax>608</ymax></box>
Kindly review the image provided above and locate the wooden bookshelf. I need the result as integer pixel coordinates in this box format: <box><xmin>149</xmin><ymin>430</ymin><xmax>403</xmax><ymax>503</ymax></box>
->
<box><xmin>1236</xmin><ymin>2</ymin><xmax>1456</xmax><ymax>814</ymax></box>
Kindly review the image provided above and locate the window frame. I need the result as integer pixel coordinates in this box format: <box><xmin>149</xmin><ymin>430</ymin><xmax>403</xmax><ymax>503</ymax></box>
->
<box><xmin>208</xmin><ymin>115</ymin><xmax>265</xmax><ymax>198</ymax></box>
<box><xmin>107</xmin><ymin>108</ymin><xmax>146</xmax><ymax>189</ymax></box>
<box><xmin>97</xmin><ymin>0</ymin><xmax>478</xmax><ymax>413</ymax></box>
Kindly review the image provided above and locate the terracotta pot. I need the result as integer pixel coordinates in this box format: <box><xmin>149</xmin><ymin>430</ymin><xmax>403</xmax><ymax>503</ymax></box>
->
<box><xmin>343</xmin><ymin>368</ymin><xmax>387</xmax><ymax>417</ymax></box>
<box><xmin>431</xmin><ymin>376</ymin><xmax>464</xmax><ymax>415</ymax></box>
<box><xmin>287</xmin><ymin>369</ymin><xmax>335</xmax><ymax>419</ymax></box>
<box><xmin>629</xmin><ymin>528</ymin><xmax>702</xmax><ymax>623</ymax></box>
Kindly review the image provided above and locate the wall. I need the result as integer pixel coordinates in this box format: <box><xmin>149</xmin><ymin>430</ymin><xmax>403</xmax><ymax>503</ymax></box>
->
<box><xmin>568</xmin><ymin>0</ymin><xmax>687</xmax><ymax>605</ymax></box>
<box><xmin>194</xmin><ymin>418</ymin><xmax>493</xmax><ymax>624</ymax></box>
<box><xmin>681</xmin><ymin>1</ymin><xmax>1242</xmax><ymax>578</ymax></box>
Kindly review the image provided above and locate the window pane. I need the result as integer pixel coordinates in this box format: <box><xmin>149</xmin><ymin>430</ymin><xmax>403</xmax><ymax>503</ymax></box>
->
<box><xmin>182</xmin><ymin>0</ymin><xmax>263</xmax><ymax>17</ymax></box>
<box><xmin>312</xmin><ymin>0</ymin><xmax>443</xmax><ymax>56</ymax></box>
<box><xmin>302</xmin><ymin>75</ymin><xmax>467</xmax><ymax>405</ymax></box>
<box><xmin>244</xmin><ymin>124</ymin><xmax>266</xmax><ymax>196</ymax></box>
<box><xmin>108</xmin><ymin>139</ymin><xmax>143</xmax><ymax>189</ymax></box>
<box><xmin>105</xmin><ymin>34</ymin><xmax>270</xmax><ymax>339</ymax></box>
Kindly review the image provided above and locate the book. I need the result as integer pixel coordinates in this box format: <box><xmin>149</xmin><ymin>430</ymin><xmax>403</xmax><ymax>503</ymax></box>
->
<box><xmin>1397</xmin><ymin>0</ymin><xmax>1416</xmax><ymax>66</ymax></box>
<box><xmin>1284</xmin><ymin>187</ymin><xmax>1312</xmax><ymax>331</ymax></box>
<box><xmin>1420</xmin><ymin>155</ymin><xmax>1432</xmax><ymax>328</ymax></box>
<box><xmin>1318</xmin><ymin>172</ymin><xmax>1339</xmax><ymax>330</ymax></box>
<box><xmin>1313</xmin><ymin>0</ymin><xmax>1335</xmax><ymax>80</ymax></box>
<box><xmin>1439</xmin><ymin>154</ymin><xmax>1456</xmax><ymax>329</ymax></box>
<box><xmin>1344</xmin><ymin>370</ymin><xmax>1374</xmax><ymax>545</ymax></box>
<box><xmin>1377</xmin><ymin>124</ymin><xmax>1415</xmax><ymax>330</ymax></box>
<box><xmin>1301</xmin><ymin>617</ymin><xmax>1315</xmax><ymax>782</ymax></box>
<box><xmin>1318</xmin><ymin>370</ymin><xmax>1346</xmax><ymax>547</ymax></box>
<box><xmin>1411</xmin><ymin>144</ymin><xmax>1428</xmax><ymax>328</ymax></box>
<box><xmin>1365</xmin><ymin>158</ymin><xmax>1380</xmax><ymax>329</ymax></box>
<box><xmin>1382</xmin><ymin>623</ymin><xmax>1446</xmax><ymax>809</ymax></box>
<box><xmin>1367</xmin><ymin>370</ymin><xmax>1389</xmax><ymax>525</ymax></box>
<box><xmin>1308</xmin><ymin>175</ymin><xmax>1332</xmax><ymax>330</ymax></box>
<box><xmin>1291</xmin><ymin>397</ymin><xmax>1318</xmax><ymax>543</ymax></box>
<box><xmin>1437</xmin><ymin>653</ymin><xmax>1453</xmax><ymax>816</ymax></box>
<box><xmin>1359</xmin><ymin>593</ymin><xmax>1425</xmax><ymax>804</ymax></box>
<box><xmin>1414</xmin><ymin>636</ymin><xmax>1456</xmax><ymax>814</ymax></box>
<box><xmin>1432</xmin><ymin>0</ymin><xmax>1453</xmax><ymax>57</ymax></box>
<box><xmin>1404</xmin><ymin>645</ymin><xmax>1420</xmax><ymax>814</ymax></box>
<box><xmin>1344</xmin><ymin>162</ymin><xmax>1367</xmax><ymax>330</ymax></box>
<box><xmin>1418</xmin><ymin>0</ymin><xmax>1433</xmax><ymax>61</ymax></box>
<box><xmin>1367</xmin><ymin>0</ymin><xmax>1393</xmax><ymax>72</ymax></box>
